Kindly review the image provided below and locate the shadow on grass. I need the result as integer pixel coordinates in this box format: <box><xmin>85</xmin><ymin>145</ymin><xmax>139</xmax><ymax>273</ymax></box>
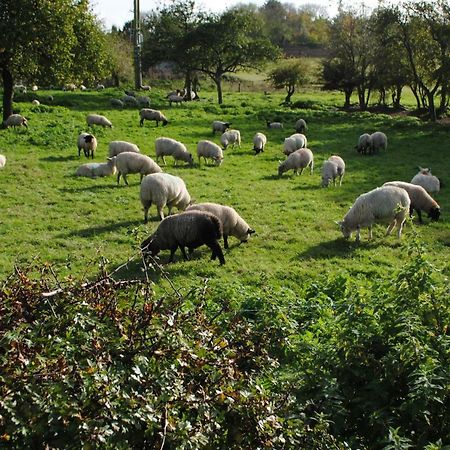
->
<box><xmin>260</xmin><ymin>174</ymin><xmax>281</xmax><ymax>181</ymax></box>
<box><xmin>297</xmin><ymin>238</ymin><xmax>360</xmax><ymax>259</ymax></box>
<box><xmin>57</xmin><ymin>219</ymin><xmax>142</xmax><ymax>238</ymax></box>
<box><xmin>41</xmin><ymin>155</ymin><xmax>79</xmax><ymax>162</ymax></box>
<box><xmin>59</xmin><ymin>183</ymin><xmax>119</xmax><ymax>193</ymax></box>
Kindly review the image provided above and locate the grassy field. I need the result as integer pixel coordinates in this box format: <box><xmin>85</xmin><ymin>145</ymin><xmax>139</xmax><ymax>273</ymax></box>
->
<box><xmin>0</xmin><ymin>86</ymin><xmax>448</xmax><ymax>295</ymax></box>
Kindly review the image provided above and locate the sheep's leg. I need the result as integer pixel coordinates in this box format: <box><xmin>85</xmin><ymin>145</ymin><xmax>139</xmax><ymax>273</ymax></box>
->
<box><xmin>339</xmin><ymin>174</ymin><xmax>343</xmax><ymax>186</ymax></box>
<box><xmin>223</xmin><ymin>235</ymin><xmax>229</xmax><ymax>249</ymax></box>
<box><xmin>209</xmin><ymin>241</ymin><xmax>225</xmax><ymax>265</ymax></box>
<box><xmin>179</xmin><ymin>246</ymin><xmax>189</xmax><ymax>260</ymax></box>
<box><xmin>367</xmin><ymin>226</ymin><xmax>373</xmax><ymax>240</ymax></box>
<box><xmin>299</xmin><ymin>168</ymin><xmax>304</xmax><ymax>175</ymax></box>
<box><xmin>386</xmin><ymin>220</ymin><xmax>397</xmax><ymax>236</ymax></box>
<box><xmin>143</xmin><ymin>203</ymin><xmax>151</xmax><ymax>223</ymax></box>
<box><xmin>169</xmin><ymin>247</ymin><xmax>177</xmax><ymax>262</ymax></box>
<box><xmin>157</xmin><ymin>206</ymin><xmax>165</xmax><ymax>221</ymax></box>
<box><xmin>397</xmin><ymin>219</ymin><xmax>406</xmax><ymax>239</ymax></box>
<box><xmin>310</xmin><ymin>163</ymin><xmax>314</xmax><ymax>175</ymax></box>
<box><xmin>416</xmin><ymin>209</ymin><xmax>423</xmax><ymax>223</ymax></box>
<box><xmin>117</xmin><ymin>172</ymin><xmax>121</xmax><ymax>185</ymax></box>
<box><xmin>122</xmin><ymin>174</ymin><xmax>129</xmax><ymax>186</ymax></box>
<box><xmin>355</xmin><ymin>226</ymin><xmax>361</xmax><ymax>243</ymax></box>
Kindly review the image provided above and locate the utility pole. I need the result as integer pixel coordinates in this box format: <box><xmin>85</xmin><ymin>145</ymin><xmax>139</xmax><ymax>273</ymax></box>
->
<box><xmin>133</xmin><ymin>0</ymin><xmax>142</xmax><ymax>89</ymax></box>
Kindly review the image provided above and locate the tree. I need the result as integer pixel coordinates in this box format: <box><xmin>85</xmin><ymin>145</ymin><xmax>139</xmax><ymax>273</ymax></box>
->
<box><xmin>268</xmin><ymin>59</ymin><xmax>312</xmax><ymax>104</ymax></box>
<box><xmin>105</xmin><ymin>30</ymin><xmax>134</xmax><ymax>87</ymax></box>
<box><xmin>322</xmin><ymin>58</ymin><xmax>358</xmax><ymax>108</ymax></box>
<box><xmin>0</xmin><ymin>0</ymin><xmax>109</xmax><ymax>123</ymax></box>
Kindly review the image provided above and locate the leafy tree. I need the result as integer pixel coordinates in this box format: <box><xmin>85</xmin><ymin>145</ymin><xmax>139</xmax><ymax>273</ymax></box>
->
<box><xmin>267</xmin><ymin>59</ymin><xmax>312</xmax><ymax>104</ymax></box>
<box><xmin>105</xmin><ymin>30</ymin><xmax>134</xmax><ymax>87</ymax></box>
<box><xmin>322</xmin><ymin>58</ymin><xmax>358</xmax><ymax>108</ymax></box>
<box><xmin>0</xmin><ymin>0</ymin><xmax>109</xmax><ymax>123</ymax></box>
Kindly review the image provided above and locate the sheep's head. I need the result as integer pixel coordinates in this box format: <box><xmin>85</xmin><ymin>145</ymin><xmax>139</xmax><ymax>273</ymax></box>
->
<box><xmin>141</xmin><ymin>236</ymin><xmax>160</xmax><ymax>257</ymax></box>
<box><xmin>428</xmin><ymin>206</ymin><xmax>441</xmax><ymax>221</ymax></box>
<box><xmin>213</xmin><ymin>156</ymin><xmax>223</xmax><ymax>166</ymax></box>
<box><xmin>336</xmin><ymin>220</ymin><xmax>352</xmax><ymax>239</ymax></box>
<box><xmin>321</xmin><ymin>175</ymin><xmax>331</xmax><ymax>187</ymax></box>
<box><xmin>238</xmin><ymin>228</ymin><xmax>256</xmax><ymax>243</ymax></box>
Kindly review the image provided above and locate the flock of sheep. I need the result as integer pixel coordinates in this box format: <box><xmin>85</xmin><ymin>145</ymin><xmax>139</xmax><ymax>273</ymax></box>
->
<box><xmin>1</xmin><ymin>99</ymin><xmax>442</xmax><ymax>266</ymax></box>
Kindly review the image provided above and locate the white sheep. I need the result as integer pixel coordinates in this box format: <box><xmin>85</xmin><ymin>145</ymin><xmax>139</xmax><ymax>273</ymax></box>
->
<box><xmin>411</xmin><ymin>168</ymin><xmax>440</xmax><ymax>194</ymax></box>
<box><xmin>321</xmin><ymin>155</ymin><xmax>345</xmax><ymax>187</ymax></box>
<box><xmin>212</xmin><ymin>120</ymin><xmax>231</xmax><ymax>134</ymax></box>
<box><xmin>139</xmin><ymin>109</ymin><xmax>168</xmax><ymax>127</ymax></box>
<box><xmin>63</xmin><ymin>83</ymin><xmax>76</xmax><ymax>91</ymax></box>
<box><xmin>383</xmin><ymin>181</ymin><xmax>440</xmax><ymax>222</ymax></box>
<box><xmin>13</xmin><ymin>84</ymin><xmax>27</xmax><ymax>93</ymax></box>
<box><xmin>80</xmin><ymin>85</ymin><xmax>87</xmax><ymax>91</ymax></box>
<box><xmin>278</xmin><ymin>148</ymin><xmax>314</xmax><ymax>177</ymax></box>
<box><xmin>86</xmin><ymin>114</ymin><xmax>112</xmax><ymax>128</ymax></box>
<box><xmin>77</xmin><ymin>132</ymin><xmax>98</xmax><ymax>159</ymax></box>
<box><xmin>355</xmin><ymin>133</ymin><xmax>372</xmax><ymax>154</ymax></box>
<box><xmin>140</xmin><ymin>172</ymin><xmax>191</xmax><ymax>222</ymax></box>
<box><xmin>31</xmin><ymin>85</ymin><xmax>39</xmax><ymax>92</ymax></box>
<box><xmin>295</xmin><ymin>118</ymin><xmax>307</xmax><ymax>133</ymax></box>
<box><xmin>155</xmin><ymin>137</ymin><xmax>194</xmax><ymax>166</ymax></box>
<box><xmin>141</xmin><ymin>85</ymin><xmax>151</xmax><ymax>91</ymax></box>
<box><xmin>187</xmin><ymin>202</ymin><xmax>255</xmax><ymax>249</ymax></box>
<box><xmin>283</xmin><ymin>133</ymin><xmax>307</xmax><ymax>156</ymax></box>
<box><xmin>121</xmin><ymin>95</ymin><xmax>138</xmax><ymax>107</ymax></box>
<box><xmin>76</xmin><ymin>157</ymin><xmax>117</xmax><ymax>178</ymax></box>
<box><xmin>267</xmin><ymin>121</ymin><xmax>283</xmax><ymax>129</ymax></box>
<box><xmin>370</xmin><ymin>131</ymin><xmax>388</xmax><ymax>153</ymax></box>
<box><xmin>220</xmin><ymin>130</ymin><xmax>241</xmax><ymax>150</ymax></box>
<box><xmin>338</xmin><ymin>185</ymin><xmax>410</xmax><ymax>243</ymax></box>
<box><xmin>252</xmin><ymin>132</ymin><xmax>267</xmax><ymax>154</ymax></box>
<box><xmin>4</xmin><ymin>114</ymin><xmax>28</xmax><ymax>129</ymax></box>
<box><xmin>96</xmin><ymin>84</ymin><xmax>105</xmax><ymax>90</ymax></box>
<box><xmin>31</xmin><ymin>99</ymin><xmax>40</xmax><ymax>106</ymax></box>
<box><xmin>116</xmin><ymin>152</ymin><xmax>162</xmax><ymax>185</ymax></box>
<box><xmin>168</xmin><ymin>94</ymin><xmax>185</xmax><ymax>106</ymax></box>
<box><xmin>197</xmin><ymin>140</ymin><xmax>224</xmax><ymax>166</ymax></box>
<box><xmin>108</xmin><ymin>141</ymin><xmax>141</xmax><ymax>157</ymax></box>
<box><xmin>0</xmin><ymin>154</ymin><xmax>6</xmax><ymax>168</ymax></box>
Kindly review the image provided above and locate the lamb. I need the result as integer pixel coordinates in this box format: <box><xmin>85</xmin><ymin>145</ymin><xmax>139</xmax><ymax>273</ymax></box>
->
<box><xmin>168</xmin><ymin>94</ymin><xmax>185</xmax><ymax>106</ymax></box>
<box><xmin>278</xmin><ymin>148</ymin><xmax>314</xmax><ymax>177</ymax></box>
<box><xmin>110</xmin><ymin>98</ymin><xmax>124</xmax><ymax>109</ymax></box>
<box><xmin>116</xmin><ymin>152</ymin><xmax>162</xmax><ymax>185</ymax></box>
<box><xmin>86</xmin><ymin>114</ymin><xmax>112</xmax><ymax>128</ymax></box>
<box><xmin>108</xmin><ymin>141</ymin><xmax>140</xmax><ymax>157</ymax></box>
<box><xmin>267</xmin><ymin>121</ymin><xmax>283</xmax><ymax>129</ymax></box>
<box><xmin>338</xmin><ymin>185</ymin><xmax>410</xmax><ymax>243</ymax></box>
<box><xmin>187</xmin><ymin>202</ymin><xmax>255</xmax><ymax>249</ymax></box>
<box><xmin>355</xmin><ymin>133</ymin><xmax>372</xmax><ymax>154</ymax></box>
<box><xmin>77</xmin><ymin>132</ymin><xmax>98</xmax><ymax>159</ymax></box>
<box><xmin>283</xmin><ymin>133</ymin><xmax>307</xmax><ymax>156</ymax></box>
<box><xmin>295</xmin><ymin>118</ymin><xmax>307</xmax><ymax>133</ymax></box>
<box><xmin>197</xmin><ymin>140</ymin><xmax>224</xmax><ymax>166</ymax></box>
<box><xmin>370</xmin><ymin>131</ymin><xmax>388</xmax><ymax>153</ymax></box>
<box><xmin>31</xmin><ymin>99</ymin><xmax>40</xmax><ymax>106</ymax></box>
<box><xmin>252</xmin><ymin>132</ymin><xmax>267</xmax><ymax>154</ymax></box>
<box><xmin>212</xmin><ymin>120</ymin><xmax>231</xmax><ymax>134</ymax></box>
<box><xmin>383</xmin><ymin>181</ymin><xmax>440</xmax><ymax>222</ymax></box>
<box><xmin>139</xmin><ymin>108</ymin><xmax>168</xmax><ymax>127</ymax></box>
<box><xmin>220</xmin><ymin>129</ymin><xmax>241</xmax><ymax>150</ymax></box>
<box><xmin>31</xmin><ymin>85</ymin><xmax>38</xmax><ymax>91</ymax></box>
<box><xmin>140</xmin><ymin>172</ymin><xmax>191</xmax><ymax>222</ymax></box>
<box><xmin>4</xmin><ymin>114</ymin><xmax>28</xmax><ymax>129</ymax></box>
<box><xmin>155</xmin><ymin>137</ymin><xmax>194</xmax><ymax>166</ymax></box>
<box><xmin>76</xmin><ymin>156</ymin><xmax>117</xmax><ymax>178</ymax></box>
<box><xmin>0</xmin><ymin>155</ymin><xmax>6</xmax><ymax>168</ymax></box>
<box><xmin>411</xmin><ymin>168</ymin><xmax>440</xmax><ymax>194</ymax></box>
<box><xmin>321</xmin><ymin>155</ymin><xmax>345</xmax><ymax>187</ymax></box>
<box><xmin>141</xmin><ymin>210</ymin><xmax>225</xmax><ymax>265</ymax></box>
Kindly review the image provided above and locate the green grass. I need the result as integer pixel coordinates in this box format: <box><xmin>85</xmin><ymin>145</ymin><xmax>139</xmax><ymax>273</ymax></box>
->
<box><xmin>0</xmin><ymin>86</ymin><xmax>449</xmax><ymax>295</ymax></box>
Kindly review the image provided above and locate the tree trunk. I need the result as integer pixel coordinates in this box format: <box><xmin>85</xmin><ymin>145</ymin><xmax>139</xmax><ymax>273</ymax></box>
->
<box><xmin>112</xmin><ymin>71</ymin><xmax>120</xmax><ymax>88</ymax></box>
<box><xmin>343</xmin><ymin>89</ymin><xmax>352</xmax><ymax>108</ymax></box>
<box><xmin>1</xmin><ymin>65</ymin><xmax>14</xmax><ymax>124</ymax></box>
<box><xmin>184</xmin><ymin>71</ymin><xmax>192</xmax><ymax>101</ymax></box>
<box><xmin>427</xmin><ymin>91</ymin><xmax>437</xmax><ymax>122</ymax></box>
<box><xmin>284</xmin><ymin>86</ymin><xmax>294</xmax><ymax>104</ymax></box>
<box><xmin>357</xmin><ymin>86</ymin><xmax>366</xmax><ymax>110</ymax></box>
<box><xmin>214</xmin><ymin>74</ymin><xmax>223</xmax><ymax>104</ymax></box>
<box><xmin>410</xmin><ymin>83</ymin><xmax>421</xmax><ymax>110</ymax></box>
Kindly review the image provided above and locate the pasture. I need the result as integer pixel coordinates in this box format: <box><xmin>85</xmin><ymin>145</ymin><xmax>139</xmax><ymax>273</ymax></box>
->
<box><xmin>0</xmin><ymin>86</ymin><xmax>449</xmax><ymax>294</ymax></box>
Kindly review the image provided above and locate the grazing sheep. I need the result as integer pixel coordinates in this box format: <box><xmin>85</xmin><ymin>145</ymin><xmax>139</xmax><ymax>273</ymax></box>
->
<box><xmin>168</xmin><ymin>94</ymin><xmax>185</xmax><ymax>106</ymax></box>
<box><xmin>31</xmin><ymin>99</ymin><xmax>40</xmax><ymax>106</ymax></box>
<box><xmin>283</xmin><ymin>133</ymin><xmax>307</xmax><ymax>155</ymax></box>
<box><xmin>140</xmin><ymin>172</ymin><xmax>191</xmax><ymax>222</ymax></box>
<box><xmin>155</xmin><ymin>137</ymin><xmax>194</xmax><ymax>166</ymax></box>
<box><xmin>355</xmin><ymin>133</ymin><xmax>372</xmax><ymax>154</ymax></box>
<box><xmin>383</xmin><ymin>181</ymin><xmax>440</xmax><ymax>223</ymax></box>
<box><xmin>80</xmin><ymin>85</ymin><xmax>87</xmax><ymax>91</ymax></box>
<box><xmin>13</xmin><ymin>84</ymin><xmax>27</xmax><ymax>93</ymax></box>
<box><xmin>97</xmin><ymin>84</ymin><xmax>105</xmax><ymax>90</ymax></box>
<box><xmin>31</xmin><ymin>85</ymin><xmax>39</xmax><ymax>92</ymax></box>
<box><xmin>141</xmin><ymin>85</ymin><xmax>151</xmax><ymax>91</ymax></box>
<box><xmin>141</xmin><ymin>210</ymin><xmax>225</xmax><ymax>265</ymax></box>
<box><xmin>197</xmin><ymin>140</ymin><xmax>224</xmax><ymax>166</ymax></box>
<box><xmin>212</xmin><ymin>120</ymin><xmax>231</xmax><ymax>134</ymax></box>
<box><xmin>76</xmin><ymin>157</ymin><xmax>117</xmax><ymax>178</ymax></box>
<box><xmin>86</xmin><ymin>114</ymin><xmax>112</xmax><ymax>128</ymax></box>
<box><xmin>187</xmin><ymin>202</ymin><xmax>255</xmax><ymax>249</ymax></box>
<box><xmin>116</xmin><ymin>152</ymin><xmax>162</xmax><ymax>185</ymax></box>
<box><xmin>108</xmin><ymin>141</ymin><xmax>141</xmax><ymax>157</ymax></box>
<box><xmin>321</xmin><ymin>155</ymin><xmax>345</xmax><ymax>187</ymax></box>
<box><xmin>267</xmin><ymin>121</ymin><xmax>283</xmax><ymax>129</ymax></box>
<box><xmin>278</xmin><ymin>148</ymin><xmax>314</xmax><ymax>177</ymax></box>
<box><xmin>45</xmin><ymin>95</ymin><xmax>54</xmax><ymax>103</ymax></box>
<box><xmin>370</xmin><ymin>131</ymin><xmax>388</xmax><ymax>153</ymax></box>
<box><xmin>139</xmin><ymin>108</ymin><xmax>168</xmax><ymax>127</ymax></box>
<box><xmin>121</xmin><ymin>95</ymin><xmax>139</xmax><ymax>107</ymax></box>
<box><xmin>4</xmin><ymin>114</ymin><xmax>28</xmax><ymax>129</ymax></box>
<box><xmin>110</xmin><ymin>98</ymin><xmax>124</xmax><ymax>109</ymax></box>
<box><xmin>252</xmin><ymin>132</ymin><xmax>267</xmax><ymax>154</ymax></box>
<box><xmin>220</xmin><ymin>129</ymin><xmax>241</xmax><ymax>150</ymax></box>
<box><xmin>338</xmin><ymin>185</ymin><xmax>410</xmax><ymax>243</ymax></box>
<box><xmin>77</xmin><ymin>132</ymin><xmax>98</xmax><ymax>159</ymax></box>
<box><xmin>137</xmin><ymin>96</ymin><xmax>151</xmax><ymax>107</ymax></box>
<box><xmin>295</xmin><ymin>118</ymin><xmax>307</xmax><ymax>133</ymax></box>
<box><xmin>0</xmin><ymin>154</ymin><xmax>6</xmax><ymax>168</ymax></box>
<box><xmin>63</xmin><ymin>83</ymin><xmax>76</xmax><ymax>91</ymax></box>
<box><xmin>411</xmin><ymin>168</ymin><xmax>440</xmax><ymax>194</ymax></box>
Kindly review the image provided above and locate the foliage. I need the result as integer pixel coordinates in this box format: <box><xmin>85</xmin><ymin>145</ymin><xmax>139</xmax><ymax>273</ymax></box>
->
<box><xmin>104</xmin><ymin>30</ymin><xmax>134</xmax><ymax>87</ymax></box>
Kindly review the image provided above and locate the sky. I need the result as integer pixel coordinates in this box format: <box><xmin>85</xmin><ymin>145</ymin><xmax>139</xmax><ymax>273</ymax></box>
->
<box><xmin>91</xmin><ymin>0</ymin><xmax>380</xmax><ymax>30</ymax></box>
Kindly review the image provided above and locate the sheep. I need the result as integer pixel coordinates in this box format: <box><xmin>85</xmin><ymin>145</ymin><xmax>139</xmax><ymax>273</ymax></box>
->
<box><xmin>321</xmin><ymin>155</ymin><xmax>345</xmax><ymax>187</ymax></box>
<box><xmin>31</xmin><ymin>85</ymin><xmax>38</xmax><ymax>91</ymax></box>
<box><xmin>168</xmin><ymin>93</ymin><xmax>185</xmax><ymax>106</ymax></box>
<box><xmin>252</xmin><ymin>132</ymin><xmax>267</xmax><ymax>154</ymax></box>
<box><xmin>0</xmin><ymin>155</ymin><xmax>6</xmax><ymax>168</ymax></box>
<box><xmin>63</xmin><ymin>83</ymin><xmax>76</xmax><ymax>91</ymax></box>
<box><xmin>80</xmin><ymin>85</ymin><xmax>87</xmax><ymax>91</ymax></box>
<box><xmin>110</xmin><ymin>98</ymin><xmax>124</xmax><ymax>109</ymax></box>
<box><xmin>46</xmin><ymin>95</ymin><xmax>54</xmax><ymax>103</ymax></box>
<box><xmin>411</xmin><ymin>168</ymin><xmax>440</xmax><ymax>194</ymax></box>
<box><xmin>283</xmin><ymin>133</ymin><xmax>307</xmax><ymax>156</ymax></box>
<box><xmin>295</xmin><ymin>118</ymin><xmax>307</xmax><ymax>133</ymax></box>
<box><xmin>124</xmin><ymin>90</ymin><xmax>136</xmax><ymax>97</ymax></box>
<box><xmin>155</xmin><ymin>137</ymin><xmax>194</xmax><ymax>166</ymax></box>
<box><xmin>267</xmin><ymin>121</ymin><xmax>283</xmax><ymax>129</ymax></box>
<box><xmin>278</xmin><ymin>148</ymin><xmax>314</xmax><ymax>177</ymax></box>
<box><xmin>197</xmin><ymin>140</ymin><xmax>224</xmax><ymax>166</ymax></box>
<box><xmin>187</xmin><ymin>202</ymin><xmax>255</xmax><ymax>249</ymax></box>
<box><xmin>86</xmin><ymin>114</ymin><xmax>112</xmax><ymax>128</ymax></box>
<box><xmin>140</xmin><ymin>172</ymin><xmax>191</xmax><ymax>222</ymax></box>
<box><xmin>108</xmin><ymin>140</ymin><xmax>141</xmax><ymax>157</ymax></box>
<box><xmin>31</xmin><ymin>99</ymin><xmax>40</xmax><ymax>106</ymax></box>
<box><xmin>220</xmin><ymin>129</ymin><xmax>241</xmax><ymax>150</ymax></box>
<box><xmin>13</xmin><ymin>84</ymin><xmax>27</xmax><ymax>93</ymax></box>
<box><xmin>137</xmin><ymin>96</ymin><xmax>151</xmax><ymax>107</ymax></box>
<box><xmin>139</xmin><ymin>108</ymin><xmax>168</xmax><ymax>127</ymax></box>
<box><xmin>122</xmin><ymin>95</ymin><xmax>139</xmax><ymax>107</ymax></box>
<box><xmin>383</xmin><ymin>181</ymin><xmax>440</xmax><ymax>223</ymax></box>
<box><xmin>141</xmin><ymin>85</ymin><xmax>151</xmax><ymax>91</ymax></box>
<box><xmin>338</xmin><ymin>185</ymin><xmax>410</xmax><ymax>243</ymax></box>
<box><xmin>212</xmin><ymin>120</ymin><xmax>231</xmax><ymax>134</ymax></box>
<box><xmin>76</xmin><ymin>156</ymin><xmax>117</xmax><ymax>178</ymax></box>
<box><xmin>370</xmin><ymin>131</ymin><xmax>388</xmax><ymax>153</ymax></box>
<box><xmin>141</xmin><ymin>210</ymin><xmax>225</xmax><ymax>265</ymax></box>
<box><xmin>355</xmin><ymin>133</ymin><xmax>372</xmax><ymax>154</ymax></box>
<box><xmin>77</xmin><ymin>132</ymin><xmax>98</xmax><ymax>159</ymax></box>
<box><xmin>116</xmin><ymin>152</ymin><xmax>162</xmax><ymax>185</ymax></box>
<box><xmin>4</xmin><ymin>114</ymin><xmax>28</xmax><ymax>129</ymax></box>
<box><xmin>96</xmin><ymin>84</ymin><xmax>105</xmax><ymax>90</ymax></box>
